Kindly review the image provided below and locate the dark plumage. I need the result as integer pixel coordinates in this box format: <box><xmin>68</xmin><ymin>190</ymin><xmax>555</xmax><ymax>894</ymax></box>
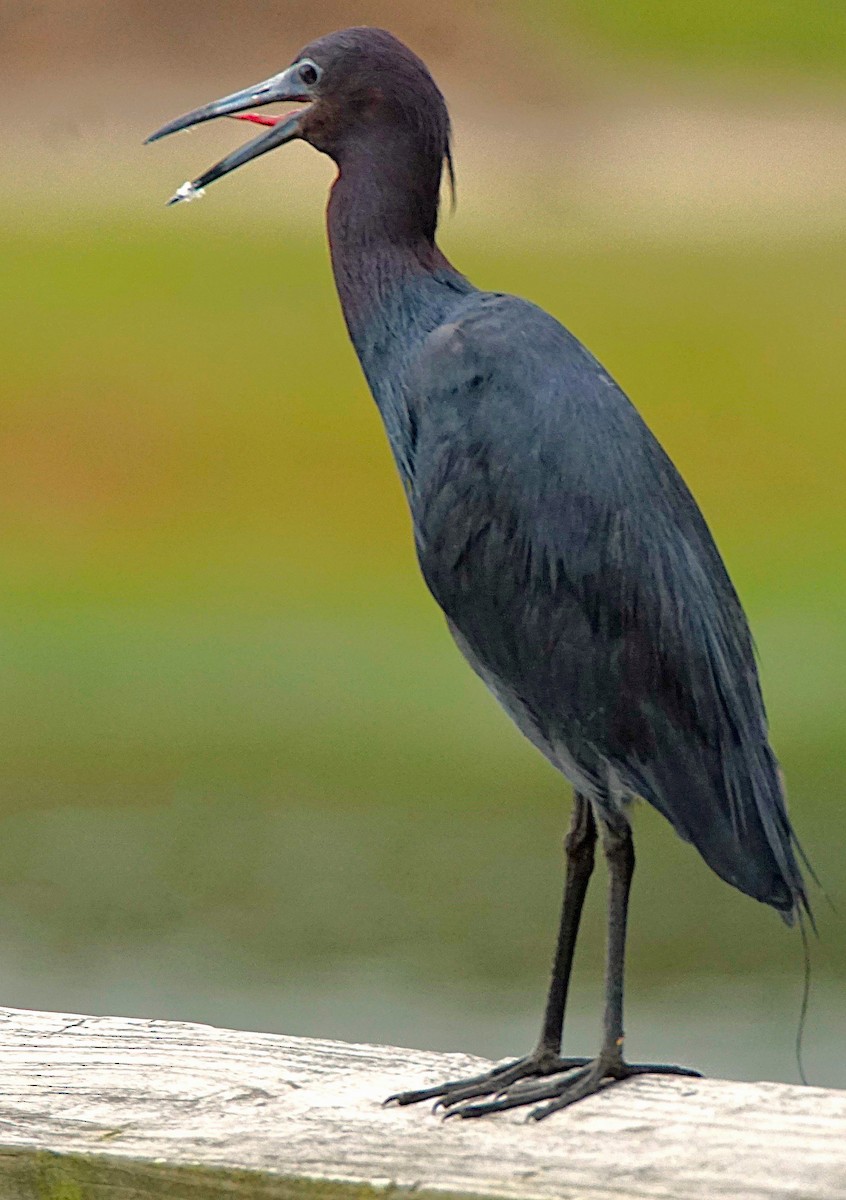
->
<box><xmin>148</xmin><ymin>26</ymin><xmax>810</xmax><ymax>1119</ymax></box>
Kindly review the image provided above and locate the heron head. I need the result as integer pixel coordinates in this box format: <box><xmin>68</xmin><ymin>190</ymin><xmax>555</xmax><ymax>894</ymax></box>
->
<box><xmin>146</xmin><ymin>27</ymin><xmax>453</xmax><ymax>207</ymax></box>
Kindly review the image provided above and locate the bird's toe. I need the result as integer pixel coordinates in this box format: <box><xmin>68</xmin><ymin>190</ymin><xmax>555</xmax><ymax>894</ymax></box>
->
<box><xmin>387</xmin><ymin>1051</ymin><xmax>591</xmax><ymax>1111</ymax></box>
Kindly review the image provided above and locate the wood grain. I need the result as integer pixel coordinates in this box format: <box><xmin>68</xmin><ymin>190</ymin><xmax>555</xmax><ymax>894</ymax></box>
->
<box><xmin>0</xmin><ymin>1006</ymin><xmax>843</xmax><ymax>1200</ymax></box>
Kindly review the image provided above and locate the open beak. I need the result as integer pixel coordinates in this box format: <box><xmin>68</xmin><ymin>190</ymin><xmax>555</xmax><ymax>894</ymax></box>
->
<box><xmin>145</xmin><ymin>65</ymin><xmax>309</xmax><ymax>204</ymax></box>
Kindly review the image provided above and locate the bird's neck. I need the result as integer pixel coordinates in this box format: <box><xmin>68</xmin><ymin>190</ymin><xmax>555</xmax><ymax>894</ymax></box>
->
<box><xmin>325</xmin><ymin>150</ymin><xmax>472</xmax><ymax>485</ymax></box>
<box><xmin>326</xmin><ymin>151</ymin><xmax>455</xmax><ymax>341</ymax></box>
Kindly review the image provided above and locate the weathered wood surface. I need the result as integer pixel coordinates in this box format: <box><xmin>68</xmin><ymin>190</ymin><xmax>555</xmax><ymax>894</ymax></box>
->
<box><xmin>0</xmin><ymin>1007</ymin><xmax>843</xmax><ymax>1200</ymax></box>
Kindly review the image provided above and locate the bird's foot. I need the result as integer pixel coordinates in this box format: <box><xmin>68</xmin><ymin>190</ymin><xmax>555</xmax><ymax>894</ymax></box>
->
<box><xmin>437</xmin><ymin>1050</ymin><xmax>701</xmax><ymax>1121</ymax></box>
<box><xmin>385</xmin><ymin>1047</ymin><xmax>591</xmax><ymax>1112</ymax></box>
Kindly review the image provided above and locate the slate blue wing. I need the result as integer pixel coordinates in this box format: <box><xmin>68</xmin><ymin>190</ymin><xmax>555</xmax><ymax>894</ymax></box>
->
<box><xmin>408</xmin><ymin>294</ymin><xmax>809</xmax><ymax>917</ymax></box>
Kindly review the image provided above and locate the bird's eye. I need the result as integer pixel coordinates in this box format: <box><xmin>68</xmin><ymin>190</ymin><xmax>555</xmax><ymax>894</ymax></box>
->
<box><xmin>298</xmin><ymin>61</ymin><xmax>320</xmax><ymax>87</ymax></box>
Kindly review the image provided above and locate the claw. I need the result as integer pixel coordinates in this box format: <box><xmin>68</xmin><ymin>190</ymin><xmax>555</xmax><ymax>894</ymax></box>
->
<box><xmin>388</xmin><ymin>1053</ymin><xmax>698</xmax><ymax>1120</ymax></box>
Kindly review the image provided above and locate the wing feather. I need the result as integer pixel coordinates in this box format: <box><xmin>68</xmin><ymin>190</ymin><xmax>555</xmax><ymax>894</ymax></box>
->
<box><xmin>408</xmin><ymin>295</ymin><xmax>809</xmax><ymax>916</ymax></box>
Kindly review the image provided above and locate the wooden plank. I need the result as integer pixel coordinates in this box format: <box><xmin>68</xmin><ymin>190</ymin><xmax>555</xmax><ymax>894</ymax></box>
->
<box><xmin>0</xmin><ymin>1006</ymin><xmax>843</xmax><ymax>1200</ymax></box>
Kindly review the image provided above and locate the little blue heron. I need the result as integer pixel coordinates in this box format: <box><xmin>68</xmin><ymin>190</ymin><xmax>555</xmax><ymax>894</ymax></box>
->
<box><xmin>147</xmin><ymin>27</ymin><xmax>811</xmax><ymax>1120</ymax></box>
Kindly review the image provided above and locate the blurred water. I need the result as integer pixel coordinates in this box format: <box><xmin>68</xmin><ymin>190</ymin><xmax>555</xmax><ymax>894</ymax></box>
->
<box><xmin>0</xmin><ymin>937</ymin><xmax>842</xmax><ymax>1091</ymax></box>
<box><xmin>0</xmin><ymin>793</ymin><xmax>841</xmax><ymax>1090</ymax></box>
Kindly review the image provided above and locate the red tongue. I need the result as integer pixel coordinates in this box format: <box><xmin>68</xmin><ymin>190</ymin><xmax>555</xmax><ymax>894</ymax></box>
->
<box><xmin>228</xmin><ymin>112</ymin><xmax>285</xmax><ymax>128</ymax></box>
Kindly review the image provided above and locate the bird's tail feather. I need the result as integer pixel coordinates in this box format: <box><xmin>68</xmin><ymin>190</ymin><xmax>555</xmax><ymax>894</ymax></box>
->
<box><xmin>635</xmin><ymin>716</ymin><xmax>812</xmax><ymax>923</ymax></box>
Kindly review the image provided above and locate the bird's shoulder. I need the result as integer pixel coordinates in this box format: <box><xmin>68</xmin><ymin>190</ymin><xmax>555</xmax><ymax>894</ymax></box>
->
<box><xmin>409</xmin><ymin>289</ymin><xmax>685</xmax><ymax>534</ymax></box>
<box><xmin>413</xmin><ymin>291</ymin><xmax>618</xmax><ymax>411</ymax></box>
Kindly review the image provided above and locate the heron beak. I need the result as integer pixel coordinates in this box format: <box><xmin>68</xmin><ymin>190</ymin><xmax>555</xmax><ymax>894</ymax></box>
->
<box><xmin>145</xmin><ymin>65</ymin><xmax>309</xmax><ymax>204</ymax></box>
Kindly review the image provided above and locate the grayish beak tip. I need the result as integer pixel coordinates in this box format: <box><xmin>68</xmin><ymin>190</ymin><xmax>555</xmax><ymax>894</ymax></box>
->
<box><xmin>166</xmin><ymin>182</ymin><xmax>206</xmax><ymax>207</ymax></box>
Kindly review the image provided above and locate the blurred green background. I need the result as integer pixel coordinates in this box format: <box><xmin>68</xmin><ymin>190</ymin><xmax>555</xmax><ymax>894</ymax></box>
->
<box><xmin>1</xmin><ymin>2</ymin><xmax>843</xmax><ymax>1088</ymax></box>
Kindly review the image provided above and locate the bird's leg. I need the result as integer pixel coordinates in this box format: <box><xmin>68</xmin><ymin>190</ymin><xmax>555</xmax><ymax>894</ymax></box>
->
<box><xmin>450</xmin><ymin>814</ymin><xmax>700</xmax><ymax>1120</ymax></box>
<box><xmin>537</xmin><ymin>792</ymin><xmax>597</xmax><ymax>1057</ymax></box>
<box><xmin>386</xmin><ymin>793</ymin><xmax>597</xmax><ymax>1110</ymax></box>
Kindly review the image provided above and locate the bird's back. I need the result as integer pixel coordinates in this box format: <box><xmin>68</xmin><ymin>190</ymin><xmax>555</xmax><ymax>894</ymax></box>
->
<box><xmin>406</xmin><ymin>292</ymin><xmax>809</xmax><ymax>919</ymax></box>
